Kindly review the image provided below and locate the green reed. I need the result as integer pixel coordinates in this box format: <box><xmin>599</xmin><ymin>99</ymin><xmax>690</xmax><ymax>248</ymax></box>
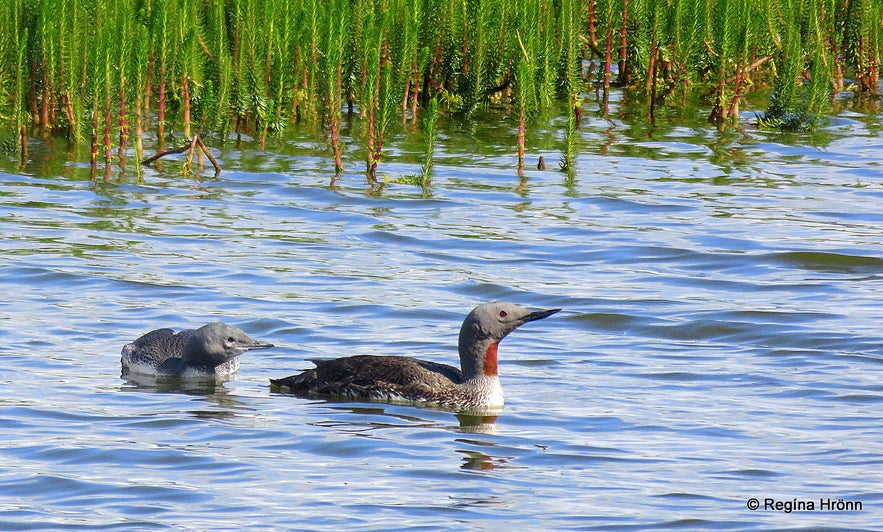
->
<box><xmin>203</xmin><ymin>0</ymin><xmax>233</xmax><ymax>140</ymax></box>
<box><xmin>3</xmin><ymin>0</ymin><xmax>883</xmax><ymax>179</ymax></box>
<box><xmin>393</xmin><ymin>0</ymin><xmax>423</xmax><ymax>121</ymax></box>
<box><xmin>421</xmin><ymin>96</ymin><xmax>439</xmax><ymax>182</ymax></box>
<box><xmin>321</xmin><ymin>0</ymin><xmax>347</xmax><ymax>175</ymax></box>
<box><xmin>558</xmin><ymin>0</ymin><xmax>583</xmax><ymax>171</ymax></box>
<box><xmin>1</xmin><ymin>0</ymin><xmax>27</xmax><ymax>158</ymax></box>
<box><xmin>131</xmin><ymin>22</ymin><xmax>148</xmax><ymax>175</ymax></box>
<box><xmin>515</xmin><ymin>29</ymin><xmax>537</xmax><ymax>172</ymax></box>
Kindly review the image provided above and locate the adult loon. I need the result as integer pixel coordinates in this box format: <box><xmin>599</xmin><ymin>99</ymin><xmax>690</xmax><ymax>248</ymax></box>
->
<box><xmin>121</xmin><ymin>323</ymin><xmax>274</xmax><ymax>378</ymax></box>
<box><xmin>270</xmin><ymin>302</ymin><xmax>560</xmax><ymax>409</ymax></box>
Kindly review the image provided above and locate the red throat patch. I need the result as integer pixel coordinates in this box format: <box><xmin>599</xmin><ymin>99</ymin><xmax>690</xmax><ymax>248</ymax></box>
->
<box><xmin>483</xmin><ymin>342</ymin><xmax>499</xmax><ymax>377</ymax></box>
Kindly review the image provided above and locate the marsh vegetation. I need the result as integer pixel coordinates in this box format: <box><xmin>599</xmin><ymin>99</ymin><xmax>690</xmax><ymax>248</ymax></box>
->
<box><xmin>0</xmin><ymin>0</ymin><xmax>880</xmax><ymax>179</ymax></box>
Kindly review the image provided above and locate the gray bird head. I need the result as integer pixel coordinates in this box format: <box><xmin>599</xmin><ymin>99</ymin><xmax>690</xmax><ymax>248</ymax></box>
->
<box><xmin>458</xmin><ymin>302</ymin><xmax>561</xmax><ymax>379</ymax></box>
<box><xmin>183</xmin><ymin>323</ymin><xmax>274</xmax><ymax>369</ymax></box>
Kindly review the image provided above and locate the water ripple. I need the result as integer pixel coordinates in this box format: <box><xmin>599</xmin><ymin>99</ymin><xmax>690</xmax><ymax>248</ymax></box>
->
<box><xmin>2</xmin><ymin>111</ymin><xmax>883</xmax><ymax>529</ymax></box>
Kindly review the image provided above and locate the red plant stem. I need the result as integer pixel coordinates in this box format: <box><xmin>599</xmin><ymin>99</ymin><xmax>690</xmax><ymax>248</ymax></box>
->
<box><xmin>119</xmin><ymin>85</ymin><xmax>128</xmax><ymax>149</ymax></box>
<box><xmin>410</xmin><ymin>74</ymin><xmax>419</xmax><ymax>121</ymax></box>
<box><xmin>645</xmin><ymin>37</ymin><xmax>657</xmax><ymax>91</ymax></box>
<box><xmin>833</xmin><ymin>52</ymin><xmax>844</xmax><ymax>92</ymax></box>
<box><xmin>587</xmin><ymin>0</ymin><xmax>597</xmax><ymax>48</ymax></box>
<box><xmin>402</xmin><ymin>59</ymin><xmax>419</xmax><ymax>122</ymax></box>
<box><xmin>90</xmin><ymin>104</ymin><xmax>98</xmax><ymax>179</ymax></box>
<box><xmin>372</xmin><ymin>138</ymin><xmax>383</xmax><ymax>177</ymax></box>
<box><xmin>726</xmin><ymin>68</ymin><xmax>745</xmax><ymax>119</ymax></box>
<box><xmin>20</xmin><ymin>124</ymin><xmax>28</xmax><ymax>162</ymax></box>
<box><xmin>381</xmin><ymin>35</ymin><xmax>389</xmax><ymax>67</ymax></box>
<box><xmin>461</xmin><ymin>29</ymin><xmax>469</xmax><ymax>75</ymax></box>
<box><xmin>104</xmin><ymin>92</ymin><xmax>112</xmax><ymax>164</ymax></box>
<box><xmin>429</xmin><ymin>43</ymin><xmax>442</xmax><ymax>85</ymax></box>
<box><xmin>58</xmin><ymin>57</ymin><xmax>76</xmax><ymax>131</ymax></box>
<box><xmin>40</xmin><ymin>64</ymin><xmax>50</xmax><ymax>128</ymax></box>
<box><xmin>182</xmin><ymin>76</ymin><xmax>191</xmax><ymax>138</ymax></box>
<box><xmin>330</xmin><ymin>117</ymin><xmax>343</xmax><ymax>174</ymax></box>
<box><xmin>603</xmin><ymin>28</ymin><xmax>613</xmax><ymax>90</ymax></box>
<box><xmin>867</xmin><ymin>53</ymin><xmax>879</xmax><ymax>93</ymax></box>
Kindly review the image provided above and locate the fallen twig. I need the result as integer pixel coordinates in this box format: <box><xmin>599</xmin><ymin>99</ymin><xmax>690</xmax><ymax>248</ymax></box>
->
<box><xmin>141</xmin><ymin>143</ymin><xmax>191</xmax><ymax>165</ymax></box>
<box><xmin>140</xmin><ymin>134</ymin><xmax>221</xmax><ymax>175</ymax></box>
<box><xmin>195</xmin><ymin>136</ymin><xmax>221</xmax><ymax>174</ymax></box>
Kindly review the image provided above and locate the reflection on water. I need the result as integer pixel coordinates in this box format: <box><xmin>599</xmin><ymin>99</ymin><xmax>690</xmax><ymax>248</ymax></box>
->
<box><xmin>457</xmin><ymin>449</ymin><xmax>510</xmax><ymax>471</ymax></box>
<box><xmin>455</xmin><ymin>412</ymin><xmax>500</xmax><ymax>435</ymax></box>
<box><xmin>121</xmin><ymin>373</ymin><xmax>235</xmax><ymax>393</ymax></box>
<box><xmin>1</xmin><ymin>95</ymin><xmax>883</xmax><ymax>529</ymax></box>
<box><xmin>120</xmin><ymin>375</ymin><xmax>251</xmax><ymax>421</ymax></box>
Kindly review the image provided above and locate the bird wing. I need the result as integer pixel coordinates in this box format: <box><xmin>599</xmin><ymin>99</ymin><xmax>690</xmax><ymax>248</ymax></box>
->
<box><xmin>271</xmin><ymin>355</ymin><xmax>464</xmax><ymax>395</ymax></box>
<box><xmin>315</xmin><ymin>356</ymin><xmax>462</xmax><ymax>386</ymax></box>
<box><xmin>125</xmin><ymin>328</ymin><xmax>193</xmax><ymax>366</ymax></box>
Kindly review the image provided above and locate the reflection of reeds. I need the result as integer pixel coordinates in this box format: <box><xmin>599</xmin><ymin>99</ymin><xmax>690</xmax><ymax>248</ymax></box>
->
<box><xmin>2</xmin><ymin>0</ymin><xmax>882</xmax><ymax>177</ymax></box>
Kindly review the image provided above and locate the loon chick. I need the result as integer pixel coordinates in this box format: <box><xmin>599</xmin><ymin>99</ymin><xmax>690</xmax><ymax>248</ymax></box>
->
<box><xmin>121</xmin><ymin>323</ymin><xmax>274</xmax><ymax>378</ymax></box>
<box><xmin>270</xmin><ymin>302</ymin><xmax>560</xmax><ymax>409</ymax></box>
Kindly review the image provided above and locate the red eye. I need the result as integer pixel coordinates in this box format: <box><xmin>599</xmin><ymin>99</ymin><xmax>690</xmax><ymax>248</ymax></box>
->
<box><xmin>499</xmin><ymin>311</ymin><xmax>507</xmax><ymax>318</ymax></box>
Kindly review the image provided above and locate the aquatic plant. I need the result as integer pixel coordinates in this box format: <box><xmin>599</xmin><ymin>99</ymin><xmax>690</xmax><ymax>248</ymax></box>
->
<box><xmin>321</xmin><ymin>0</ymin><xmax>348</xmax><ymax>175</ymax></box>
<box><xmin>0</xmin><ymin>0</ymin><xmax>28</xmax><ymax>160</ymax></box>
<box><xmin>558</xmin><ymin>0</ymin><xmax>584</xmax><ymax>171</ymax></box>
<box><xmin>421</xmin><ymin>96</ymin><xmax>439</xmax><ymax>181</ymax></box>
<box><xmin>2</xmin><ymin>0</ymin><xmax>883</xmax><ymax>179</ymax></box>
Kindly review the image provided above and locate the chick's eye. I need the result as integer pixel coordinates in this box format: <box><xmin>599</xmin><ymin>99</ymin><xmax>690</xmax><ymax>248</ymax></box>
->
<box><xmin>227</xmin><ymin>337</ymin><xmax>235</xmax><ymax>343</ymax></box>
<box><xmin>499</xmin><ymin>311</ymin><xmax>508</xmax><ymax>318</ymax></box>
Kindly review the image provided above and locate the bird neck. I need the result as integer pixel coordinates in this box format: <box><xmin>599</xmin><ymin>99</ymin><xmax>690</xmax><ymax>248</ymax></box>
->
<box><xmin>459</xmin><ymin>338</ymin><xmax>499</xmax><ymax>380</ymax></box>
<box><xmin>483</xmin><ymin>342</ymin><xmax>499</xmax><ymax>377</ymax></box>
<box><xmin>181</xmin><ymin>337</ymin><xmax>205</xmax><ymax>365</ymax></box>
<box><xmin>182</xmin><ymin>337</ymin><xmax>223</xmax><ymax>370</ymax></box>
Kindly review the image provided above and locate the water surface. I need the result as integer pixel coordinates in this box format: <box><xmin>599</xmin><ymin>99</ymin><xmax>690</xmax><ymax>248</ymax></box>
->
<box><xmin>1</xmin><ymin>96</ymin><xmax>883</xmax><ymax>530</ymax></box>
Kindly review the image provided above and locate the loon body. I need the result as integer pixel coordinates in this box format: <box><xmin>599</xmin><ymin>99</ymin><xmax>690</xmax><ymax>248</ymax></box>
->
<box><xmin>270</xmin><ymin>302</ymin><xmax>560</xmax><ymax>409</ymax></box>
<box><xmin>121</xmin><ymin>323</ymin><xmax>274</xmax><ymax>378</ymax></box>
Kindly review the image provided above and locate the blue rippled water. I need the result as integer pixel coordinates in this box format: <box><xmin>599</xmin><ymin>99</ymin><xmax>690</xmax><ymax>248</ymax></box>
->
<box><xmin>1</xmin><ymin>107</ymin><xmax>883</xmax><ymax>530</ymax></box>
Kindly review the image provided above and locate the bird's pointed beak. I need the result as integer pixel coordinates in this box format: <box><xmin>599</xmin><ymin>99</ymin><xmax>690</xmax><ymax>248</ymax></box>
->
<box><xmin>250</xmin><ymin>341</ymin><xmax>275</xmax><ymax>350</ymax></box>
<box><xmin>522</xmin><ymin>308</ymin><xmax>561</xmax><ymax>323</ymax></box>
